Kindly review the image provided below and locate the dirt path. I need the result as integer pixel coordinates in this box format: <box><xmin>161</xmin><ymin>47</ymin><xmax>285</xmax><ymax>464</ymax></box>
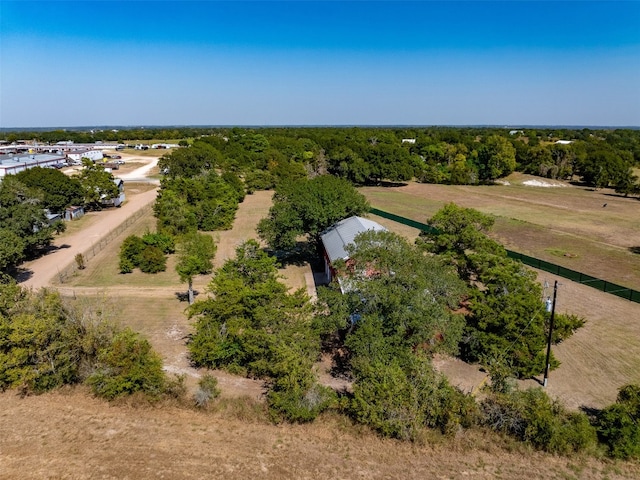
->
<box><xmin>18</xmin><ymin>157</ymin><xmax>162</xmax><ymax>290</ymax></box>
<box><xmin>19</xmin><ymin>187</ymin><xmax>159</xmax><ymax>290</ymax></box>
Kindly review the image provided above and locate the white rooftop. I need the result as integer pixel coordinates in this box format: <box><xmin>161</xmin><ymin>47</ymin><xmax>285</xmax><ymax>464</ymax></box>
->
<box><xmin>321</xmin><ymin>216</ymin><xmax>387</xmax><ymax>263</ymax></box>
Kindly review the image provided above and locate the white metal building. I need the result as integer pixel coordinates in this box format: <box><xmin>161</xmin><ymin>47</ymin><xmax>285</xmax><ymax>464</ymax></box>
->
<box><xmin>0</xmin><ymin>153</ymin><xmax>66</xmax><ymax>178</ymax></box>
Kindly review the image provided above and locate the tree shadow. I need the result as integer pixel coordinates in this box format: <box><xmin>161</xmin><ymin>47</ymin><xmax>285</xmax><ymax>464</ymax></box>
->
<box><xmin>175</xmin><ymin>290</ymin><xmax>200</xmax><ymax>302</ymax></box>
<box><xmin>580</xmin><ymin>405</ymin><xmax>602</xmax><ymax>420</ymax></box>
<box><xmin>264</xmin><ymin>241</ymin><xmax>318</xmax><ymax>268</ymax></box>
<box><xmin>11</xmin><ymin>268</ymin><xmax>33</xmax><ymax>283</ymax></box>
<box><xmin>374</xmin><ymin>180</ymin><xmax>408</xmax><ymax>188</ymax></box>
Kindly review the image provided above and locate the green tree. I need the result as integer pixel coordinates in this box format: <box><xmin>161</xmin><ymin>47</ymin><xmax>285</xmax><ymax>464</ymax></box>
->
<box><xmin>175</xmin><ymin>232</ymin><xmax>217</xmax><ymax>304</ymax></box>
<box><xmin>258</xmin><ymin>175</ymin><xmax>370</xmax><ymax>252</ymax></box>
<box><xmin>477</xmin><ymin>135</ymin><xmax>517</xmax><ymax>182</ymax></box>
<box><xmin>189</xmin><ymin>240</ymin><xmax>327</xmax><ymax>421</ymax></box>
<box><xmin>421</xmin><ymin>204</ymin><xmax>583</xmax><ymax>378</ymax></box>
<box><xmin>0</xmin><ymin>176</ymin><xmax>57</xmax><ymax>272</ymax></box>
<box><xmin>0</xmin><ymin>229</ymin><xmax>26</xmax><ymax>273</ymax></box>
<box><xmin>15</xmin><ymin>166</ymin><xmax>83</xmax><ymax>213</ymax></box>
<box><xmin>418</xmin><ymin>203</ymin><xmax>504</xmax><ymax>278</ymax></box>
<box><xmin>74</xmin><ymin>159</ymin><xmax>119</xmax><ymax>209</ymax></box>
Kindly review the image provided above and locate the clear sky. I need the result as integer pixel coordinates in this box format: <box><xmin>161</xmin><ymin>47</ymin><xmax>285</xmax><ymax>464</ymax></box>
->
<box><xmin>1</xmin><ymin>0</ymin><xmax>639</xmax><ymax>128</ymax></box>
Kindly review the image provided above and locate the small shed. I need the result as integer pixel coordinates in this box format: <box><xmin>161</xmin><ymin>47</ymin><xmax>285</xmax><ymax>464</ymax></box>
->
<box><xmin>64</xmin><ymin>205</ymin><xmax>85</xmax><ymax>221</ymax></box>
<box><xmin>45</xmin><ymin>211</ymin><xmax>62</xmax><ymax>225</ymax></box>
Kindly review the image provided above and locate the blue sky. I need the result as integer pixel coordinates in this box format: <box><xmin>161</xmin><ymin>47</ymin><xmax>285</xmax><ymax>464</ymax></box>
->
<box><xmin>1</xmin><ymin>1</ymin><xmax>639</xmax><ymax>128</ymax></box>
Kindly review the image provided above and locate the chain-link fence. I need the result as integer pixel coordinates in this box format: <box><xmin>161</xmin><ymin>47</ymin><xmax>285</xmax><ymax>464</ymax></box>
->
<box><xmin>369</xmin><ymin>207</ymin><xmax>640</xmax><ymax>304</ymax></box>
<box><xmin>56</xmin><ymin>204</ymin><xmax>153</xmax><ymax>284</ymax></box>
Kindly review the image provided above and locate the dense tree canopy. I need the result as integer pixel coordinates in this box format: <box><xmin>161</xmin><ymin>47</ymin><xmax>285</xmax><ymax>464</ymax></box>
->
<box><xmin>419</xmin><ymin>204</ymin><xmax>584</xmax><ymax>378</ymax></box>
<box><xmin>189</xmin><ymin>240</ymin><xmax>333</xmax><ymax>421</ymax></box>
<box><xmin>257</xmin><ymin>175</ymin><xmax>370</xmax><ymax>252</ymax></box>
<box><xmin>0</xmin><ymin>176</ymin><xmax>59</xmax><ymax>272</ymax></box>
<box><xmin>14</xmin><ymin>167</ymin><xmax>83</xmax><ymax>213</ymax></box>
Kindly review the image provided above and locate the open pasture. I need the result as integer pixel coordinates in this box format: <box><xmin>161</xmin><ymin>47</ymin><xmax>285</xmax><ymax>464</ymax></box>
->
<box><xmin>361</xmin><ymin>173</ymin><xmax>640</xmax><ymax>290</ymax></box>
<box><xmin>363</xmin><ymin>176</ymin><xmax>640</xmax><ymax>408</ymax></box>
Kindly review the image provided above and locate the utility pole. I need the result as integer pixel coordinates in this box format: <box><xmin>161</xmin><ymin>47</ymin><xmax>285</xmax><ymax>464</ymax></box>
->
<box><xmin>543</xmin><ymin>280</ymin><xmax>558</xmax><ymax>387</ymax></box>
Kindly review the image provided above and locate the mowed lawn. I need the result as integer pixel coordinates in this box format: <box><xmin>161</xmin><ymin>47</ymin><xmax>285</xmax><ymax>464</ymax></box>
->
<box><xmin>361</xmin><ymin>173</ymin><xmax>640</xmax><ymax>290</ymax></box>
<box><xmin>361</xmin><ymin>175</ymin><xmax>640</xmax><ymax>408</ymax></box>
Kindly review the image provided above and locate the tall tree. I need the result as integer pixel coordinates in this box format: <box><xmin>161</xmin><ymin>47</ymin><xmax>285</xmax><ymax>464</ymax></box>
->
<box><xmin>15</xmin><ymin>167</ymin><xmax>83</xmax><ymax>213</ymax></box>
<box><xmin>477</xmin><ymin>135</ymin><xmax>517</xmax><ymax>182</ymax></box>
<box><xmin>74</xmin><ymin>159</ymin><xmax>119</xmax><ymax>210</ymax></box>
<box><xmin>258</xmin><ymin>175</ymin><xmax>370</xmax><ymax>252</ymax></box>
<box><xmin>175</xmin><ymin>232</ymin><xmax>217</xmax><ymax>304</ymax></box>
<box><xmin>0</xmin><ymin>176</ymin><xmax>57</xmax><ymax>272</ymax></box>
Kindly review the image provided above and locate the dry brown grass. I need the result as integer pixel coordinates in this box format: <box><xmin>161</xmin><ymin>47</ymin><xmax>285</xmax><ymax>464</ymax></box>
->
<box><xmin>2</xmin><ymin>388</ymin><xmax>640</xmax><ymax>480</ymax></box>
<box><xmin>361</xmin><ymin>174</ymin><xmax>640</xmax><ymax>289</ymax></box>
<box><xmin>362</xmin><ymin>177</ymin><xmax>640</xmax><ymax>409</ymax></box>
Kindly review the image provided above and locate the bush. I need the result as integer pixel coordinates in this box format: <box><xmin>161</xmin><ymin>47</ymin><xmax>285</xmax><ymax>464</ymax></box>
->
<box><xmin>119</xmin><ymin>234</ymin><xmax>169</xmax><ymax>273</ymax></box>
<box><xmin>350</xmin><ymin>355</ymin><xmax>476</xmax><ymax>440</ymax></box>
<box><xmin>87</xmin><ymin>328</ymin><xmax>165</xmax><ymax>400</ymax></box>
<box><xmin>142</xmin><ymin>231</ymin><xmax>175</xmax><ymax>254</ymax></box>
<box><xmin>194</xmin><ymin>373</ymin><xmax>221</xmax><ymax>408</ymax></box>
<box><xmin>595</xmin><ymin>384</ymin><xmax>640</xmax><ymax>459</ymax></box>
<box><xmin>138</xmin><ymin>245</ymin><xmax>167</xmax><ymax>273</ymax></box>
<box><xmin>480</xmin><ymin>388</ymin><xmax>597</xmax><ymax>454</ymax></box>
<box><xmin>119</xmin><ymin>235</ymin><xmax>145</xmax><ymax>273</ymax></box>
<box><xmin>267</xmin><ymin>376</ymin><xmax>336</xmax><ymax>423</ymax></box>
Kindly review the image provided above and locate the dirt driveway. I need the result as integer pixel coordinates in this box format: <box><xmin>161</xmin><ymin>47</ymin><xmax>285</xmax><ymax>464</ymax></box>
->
<box><xmin>19</xmin><ymin>158</ymin><xmax>160</xmax><ymax>290</ymax></box>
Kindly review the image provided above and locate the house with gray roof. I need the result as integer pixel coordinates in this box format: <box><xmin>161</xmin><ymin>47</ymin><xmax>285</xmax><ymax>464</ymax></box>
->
<box><xmin>320</xmin><ymin>216</ymin><xmax>387</xmax><ymax>285</ymax></box>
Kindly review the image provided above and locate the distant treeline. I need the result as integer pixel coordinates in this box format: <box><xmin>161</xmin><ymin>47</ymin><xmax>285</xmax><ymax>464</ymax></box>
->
<box><xmin>3</xmin><ymin>127</ymin><xmax>640</xmax><ymax>192</ymax></box>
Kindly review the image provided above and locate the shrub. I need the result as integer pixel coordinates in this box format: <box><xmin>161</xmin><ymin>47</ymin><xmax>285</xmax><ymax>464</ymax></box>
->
<box><xmin>138</xmin><ymin>245</ymin><xmax>167</xmax><ymax>273</ymax></box>
<box><xmin>119</xmin><ymin>235</ymin><xmax>145</xmax><ymax>273</ymax></box>
<box><xmin>595</xmin><ymin>384</ymin><xmax>640</xmax><ymax>459</ymax></box>
<box><xmin>142</xmin><ymin>231</ymin><xmax>175</xmax><ymax>254</ymax></box>
<box><xmin>87</xmin><ymin>328</ymin><xmax>165</xmax><ymax>400</ymax></box>
<box><xmin>194</xmin><ymin>373</ymin><xmax>221</xmax><ymax>408</ymax></box>
<box><xmin>350</xmin><ymin>355</ymin><xmax>476</xmax><ymax>440</ymax></box>
<box><xmin>75</xmin><ymin>253</ymin><xmax>86</xmax><ymax>270</ymax></box>
<box><xmin>119</xmin><ymin>233</ymin><xmax>171</xmax><ymax>274</ymax></box>
<box><xmin>480</xmin><ymin>388</ymin><xmax>597</xmax><ymax>454</ymax></box>
<box><xmin>267</xmin><ymin>376</ymin><xmax>336</xmax><ymax>423</ymax></box>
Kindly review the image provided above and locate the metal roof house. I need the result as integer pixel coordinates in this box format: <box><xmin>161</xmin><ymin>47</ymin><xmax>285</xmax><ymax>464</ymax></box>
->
<box><xmin>320</xmin><ymin>216</ymin><xmax>387</xmax><ymax>285</ymax></box>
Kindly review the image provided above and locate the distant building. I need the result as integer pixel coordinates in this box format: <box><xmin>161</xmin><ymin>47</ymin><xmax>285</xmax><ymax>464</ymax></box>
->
<box><xmin>555</xmin><ymin>140</ymin><xmax>573</xmax><ymax>145</ymax></box>
<box><xmin>401</xmin><ymin>138</ymin><xmax>416</xmax><ymax>144</ymax></box>
<box><xmin>67</xmin><ymin>149</ymin><xmax>103</xmax><ymax>163</ymax></box>
<box><xmin>0</xmin><ymin>153</ymin><xmax>66</xmax><ymax>178</ymax></box>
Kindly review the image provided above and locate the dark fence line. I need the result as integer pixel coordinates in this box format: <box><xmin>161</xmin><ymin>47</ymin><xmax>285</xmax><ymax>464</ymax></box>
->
<box><xmin>369</xmin><ymin>207</ymin><xmax>640</xmax><ymax>304</ymax></box>
<box><xmin>56</xmin><ymin>204</ymin><xmax>153</xmax><ymax>284</ymax></box>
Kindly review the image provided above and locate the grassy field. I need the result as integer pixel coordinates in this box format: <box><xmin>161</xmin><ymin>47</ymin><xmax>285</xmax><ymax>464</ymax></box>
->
<box><xmin>361</xmin><ymin>173</ymin><xmax>640</xmax><ymax>290</ymax></box>
<box><xmin>9</xmin><ymin>177</ymin><xmax>640</xmax><ymax>478</ymax></box>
